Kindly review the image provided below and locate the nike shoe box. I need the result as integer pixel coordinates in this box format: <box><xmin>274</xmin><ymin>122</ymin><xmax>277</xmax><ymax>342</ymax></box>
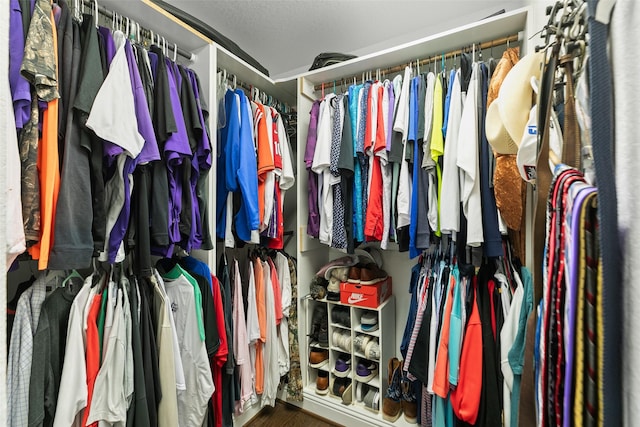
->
<box><xmin>340</xmin><ymin>277</ymin><xmax>392</xmax><ymax>308</ymax></box>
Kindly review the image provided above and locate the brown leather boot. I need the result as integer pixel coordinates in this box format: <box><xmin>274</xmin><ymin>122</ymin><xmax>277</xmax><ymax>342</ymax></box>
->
<box><xmin>382</xmin><ymin>358</ymin><xmax>403</xmax><ymax>422</ymax></box>
<box><xmin>401</xmin><ymin>379</ymin><xmax>418</xmax><ymax>423</ymax></box>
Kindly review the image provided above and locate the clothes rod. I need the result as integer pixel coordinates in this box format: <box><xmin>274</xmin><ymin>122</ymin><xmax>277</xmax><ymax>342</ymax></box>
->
<box><xmin>313</xmin><ymin>33</ymin><xmax>521</xmax><ymax>91</ymax></box>
<box><xmin>78</xmin><ymin>0</ymin><xmax>196</xmax><ymax>62</ymax></box>
<box><xmin>217</xmin><ymin>67</ymin><xmax>292</xmax><ymax>113</ymax></box>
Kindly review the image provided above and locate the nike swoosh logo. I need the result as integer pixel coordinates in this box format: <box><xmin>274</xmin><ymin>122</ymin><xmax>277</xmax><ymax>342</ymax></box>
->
<box><xmin>348</xmin><ymin>294</ymin><xmax>366</xmax><ymax>304</ymax></box>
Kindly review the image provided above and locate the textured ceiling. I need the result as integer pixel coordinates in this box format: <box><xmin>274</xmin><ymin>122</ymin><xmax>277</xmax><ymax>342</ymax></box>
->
<box><xmin>168</xmin><ymin>0</ymin><xmax>527</xmax><ymax>79</ymax></box>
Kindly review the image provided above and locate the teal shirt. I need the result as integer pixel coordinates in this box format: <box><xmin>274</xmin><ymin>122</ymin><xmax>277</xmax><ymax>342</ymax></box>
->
<box><xmin>508</xmin><ymin>266</ymin><xmax>534</xmax><ymax>427</ymax></box>
<box><xmin>448</xmin><ymin>264</ymin><xmax>462</xmax><ymax>386</ymax></box>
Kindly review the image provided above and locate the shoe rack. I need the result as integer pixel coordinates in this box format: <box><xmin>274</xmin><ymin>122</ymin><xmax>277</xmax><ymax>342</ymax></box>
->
<box><xmin>305</xmin><ymin>295</ymin><xmax>404</xmax><ymax>424</ymax></box>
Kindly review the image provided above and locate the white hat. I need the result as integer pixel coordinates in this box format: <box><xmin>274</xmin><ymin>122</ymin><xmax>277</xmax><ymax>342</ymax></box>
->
<box><xmin>516</xmin><ymin>79</ymin><xmax>563</xmax><ymax>183</ymax></box>
<box><xmin>486</xmin><ymin>50</ymin><xmax>545</xmax><ymax>154</ymax></box>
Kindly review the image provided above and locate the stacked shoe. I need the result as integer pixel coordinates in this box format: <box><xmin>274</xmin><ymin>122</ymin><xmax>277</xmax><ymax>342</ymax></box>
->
<box><xmin>332</xmin><ymin>330</ymin><xmax>351</xmax><ymax>352</ymax></box>
<box><xmin>331</xmin><ymin>377</ymin><xmax>353</xmax><ymax>404</ymax></box>
<box><xmin>309</xmin><ymin>348</ymin><xmax>329</xmax><ymax>368</ymax></box>
<box><xmin>360</xmin><ymin>311</ymin><xmax>378</xmax><ymax>332</ymax></box>
<box><xmin>363</xmin><ymin>388</ymin><xmax>380</xmax><ymax>412</ymax></box>
<box><xmin>331</xmin><ymin>306</ymin><xmax>351</xmax><ymax>327</ymax></box>
<box><xmin>332</xmin><ymin>354</ymin><xmax>351</xmax><ymax>377</ymax></box>
<box><xmin>316</xmin><ymin>370</ymin><xmax>329</xmax><ymax>395</ymax></box>
<box><xmin>347</xmin><ymin>247</ymin><xmax>388</xmax><ymax>285</ymax></box>
<box><xmin>355</xmin><ymin>360</ymin><xmax>378</xmax><ymax>382</ymax></box>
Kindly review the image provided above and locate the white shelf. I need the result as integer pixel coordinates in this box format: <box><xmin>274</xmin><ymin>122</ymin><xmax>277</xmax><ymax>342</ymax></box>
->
<box><xmin>355</xmin><ymin>374</ymin><xmax>381</xmax><ymax>389</ymax></box>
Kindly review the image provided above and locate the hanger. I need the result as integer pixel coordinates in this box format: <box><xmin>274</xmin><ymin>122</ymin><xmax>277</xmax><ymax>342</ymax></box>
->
<box><xmin>92</xmin><ymin>0</ymin><xmax>99</xmax><ymax>29</ymax></box>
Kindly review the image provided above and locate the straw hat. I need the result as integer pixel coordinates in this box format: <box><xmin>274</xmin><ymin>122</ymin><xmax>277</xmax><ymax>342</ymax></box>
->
<box><xmin>486</xmin><ymin>50</ymin><xmax>545</xmax><ymax>154</ymax></box>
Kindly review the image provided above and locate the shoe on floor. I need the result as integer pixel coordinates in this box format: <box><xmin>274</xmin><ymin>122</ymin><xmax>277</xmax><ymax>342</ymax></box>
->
<box><xmin>401</xmin><ymin>369</ymin><xmax>418</xmax><ymax>424</ymax></box>
<box><xmin>316</xmin><ymin>370</ymin><xmax>329</xmax><ymax>395</ymax></box>
<box><xmin>382</xmin><ymin>357</ymin><xmax>403</xmax><ymax>422</ymax></box>
<box><xmin>309</xmin><ymin>348</ymin><xmax>329</xmax><ymax>368</ymax></box>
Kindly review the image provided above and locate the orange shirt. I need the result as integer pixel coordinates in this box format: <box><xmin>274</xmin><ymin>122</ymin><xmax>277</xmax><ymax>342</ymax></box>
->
<box><xmin>28</xmin><ymin>11</ymin><xmax>60</xmax><ymax>269</ymax></box>
<box><xmin>432</xmin><ymin>274</ymin><xmax>455</xmax><ymax>398</ymax></box>
<box><xmin>83</xmin><ymin>293</ymin><xmax>102</xmax><ymax>427</ymax></box>
<box><xmin>253</xmin><ymin>258</ymin><xmax>266</xmax><ymax>394</ymax></box>
<box><xmin>364</xmin><ymin>84</ymin><xmax>386</xmax><ymax>241</ymax></box>
<box><xmin>254</xmin><ymin>104</ymin><xmax>275</xmax><ymax>228</ymax></box>
<box><xmin>450</xmin><ymin>277</ymin><xmax>483</xmax><ymax>425</ymax></box>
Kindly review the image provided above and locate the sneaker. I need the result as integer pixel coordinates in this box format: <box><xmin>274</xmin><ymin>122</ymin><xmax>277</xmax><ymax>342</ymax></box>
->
<box><xmin>309</xmin><ymin>348</ymin><xmax>329</xmax><ymax>368</ymax></box>
<box><xmin>347</xmin><ymin>265</ymin><xmax>362</xmax><ymax>284</ymax></box>
<box><xmin>382</xmin><ymin>358</ymin><xmax>403</xmax><ymax>422</ymax></box>
<box><xmin>363</xmin><ymin>388</ymin><xmax>380</xmax><ymax>412</ymax></box>
<box><xmin>316</xmin><ymin>370</ymin><xmax>329</xmax><ymax>395</ymax></box>
<box><xmin>332</xmin><ymin>355</ymin><xmax>351</xmax><ymax>378</ymax></box>
<box><xmin>331</xmin><ymin>306</ymin><xmax>351</xmax><ymax>327</ymax></box>
<box><xmin>364</xmin><ymin>339</ymin><xmax>381</xmax><ymax>361</ymax></box>
<box><xmin>359</xmin><ymin>263</ymin><xmax>388</xmax><ymax>285</ymax></box>
<box><xmin>355</xmin><ymin>361</ymin><xmax>378</xmax><ymax>382</ymax></box>
<box><xmin>353</xmin><ymin>334</ymin><xmax>371</xmax><ymax>353</ymax></box>
<box><xmin>332</xmin><ymin>330</ymin><xmax>350</xmax><ymax>351</ymax></box>
<box><xmin>360</xmin><ymin>311</ymin><xmax>378</xmax><ymax>332</ymax></box>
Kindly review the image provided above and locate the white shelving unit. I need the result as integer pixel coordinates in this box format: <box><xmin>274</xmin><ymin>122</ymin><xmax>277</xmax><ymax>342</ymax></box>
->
<box><xmin>304</xmin><ymin>295</ymin><xmax>397</xmax><ymax>423</ymax></box>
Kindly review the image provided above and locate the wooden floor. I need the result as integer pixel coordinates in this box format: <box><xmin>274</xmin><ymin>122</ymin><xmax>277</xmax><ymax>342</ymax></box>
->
<box><xmin>245</xmin><ymin>400</ymin><xmax>342</xmax><ymax>427</ymax></box>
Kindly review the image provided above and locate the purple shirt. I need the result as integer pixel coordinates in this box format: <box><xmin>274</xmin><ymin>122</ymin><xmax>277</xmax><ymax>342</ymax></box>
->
<box><xmin>105</xmin><ymin>40</ymin><xmax>161</xmax><ymax>263</ymax></box>
<box><xmin>9</xmin><ymin>0</ymin><xmax>31</xmax><ymax>129</ymax></box>
<box><xmin>98</xmin><ymin>26</ymin><xmax>116</xmax><ymax>68</ymax></box>
<box><xmin>187</xmin><ymin>69</ymin><xmax>212</xmax><ymax>249</ymax></box>
<box><xmin>164</xmin><ymin>58</ymin><xmax>192</xmax><ymax>245</ymax></box>
<box><xmin>305</xmin><ymin>100</ymin><xmax>321</xmax><ymax>237</ymax></box>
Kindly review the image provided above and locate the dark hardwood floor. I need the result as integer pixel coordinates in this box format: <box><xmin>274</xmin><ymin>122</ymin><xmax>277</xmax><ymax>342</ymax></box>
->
<box><xmin>244</xmin><ymin>400</ymin><xmax>343</xmax><ymax>427</ymax></box>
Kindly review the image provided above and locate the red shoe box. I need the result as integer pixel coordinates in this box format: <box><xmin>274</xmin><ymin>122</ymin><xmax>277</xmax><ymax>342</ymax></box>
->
<box><xmin>340</xmin><ymin>277</ymin><xmax>392</xmax><ymax>308</ymax></box>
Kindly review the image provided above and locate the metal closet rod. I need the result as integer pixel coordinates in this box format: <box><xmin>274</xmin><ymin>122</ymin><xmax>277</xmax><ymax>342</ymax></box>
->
<box><xmin>313</xmin><ymin>33</ymin><xmax>521</xmax><ymax>91</ymax></box>
<box><xmin>78</xmin><ymin>0</ymin><xmax>196</xmax><ymax>61</ymax></box>
<box><xmin>218</xmin><ymin>67</ymin><xmax>292</xmax><ymax>113</ymax></box>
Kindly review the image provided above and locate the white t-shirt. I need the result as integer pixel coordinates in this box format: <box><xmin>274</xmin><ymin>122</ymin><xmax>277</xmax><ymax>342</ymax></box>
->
<box><xmin>440</xmin><ymin>70</ymin><xmax>463</xmax><ymax>234</ymax></box>
<box><xmin>53</xmin><ymin>280</ymin><xmax>92</xmax><ymax>427</ymax></box>
<box><xmin>164</xmin><ymin>274</ymin><xmax>214</xmax><ymax>427</ymax></box>
<box><xmin>154</xmin><ymin>271</ymin><xmax>186</xmax><ymax>392</ymax></box>
<box><xmin>86</xmin><ymin>31</ymin><xmax>144</xmax><ymax>158</ymax></box>
<box><xmin>396</xmin><ymin>67</ymin><xmax>413</xmax><ymax>228</ymax></box>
